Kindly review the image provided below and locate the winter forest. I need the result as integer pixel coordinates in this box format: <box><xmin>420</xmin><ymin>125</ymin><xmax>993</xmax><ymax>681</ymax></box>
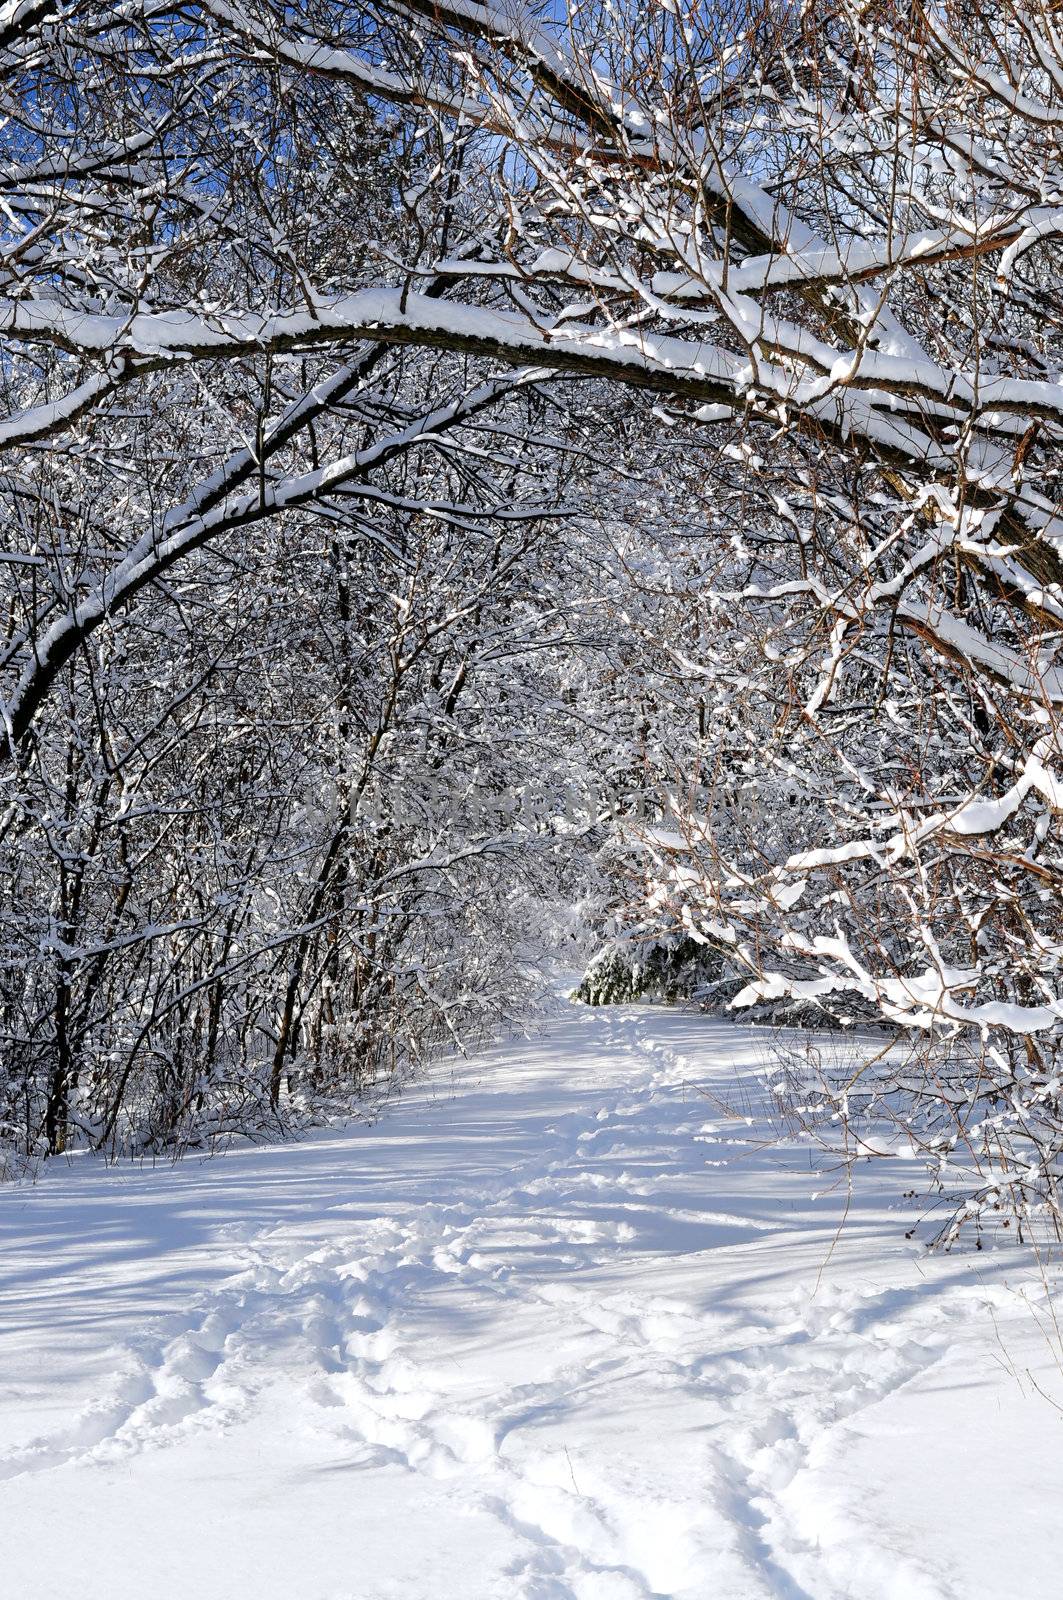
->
<box><xmin>4</xmin><ymin>2</ymin><xmax>1063</xmax><ymax>1595</ymax></box>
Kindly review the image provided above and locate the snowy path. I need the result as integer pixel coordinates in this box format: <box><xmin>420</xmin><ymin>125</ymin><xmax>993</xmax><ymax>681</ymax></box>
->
<box><xmin>2</xmin><ymin>1003</ymin><xmax>1062</xmax><ymax>1599</ymax></box>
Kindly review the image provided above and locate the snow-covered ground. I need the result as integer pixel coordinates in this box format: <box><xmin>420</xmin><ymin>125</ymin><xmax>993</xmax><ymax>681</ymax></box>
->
<box><xmin>2</xmin><ymin>1001</ymin><xmax>1062</xmax><ymax>1599</ymax></box>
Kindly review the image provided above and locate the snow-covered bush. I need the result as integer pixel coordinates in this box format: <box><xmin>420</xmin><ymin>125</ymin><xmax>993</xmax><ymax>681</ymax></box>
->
<box><xmin>575</xmin><ymin>934</ymin><xmax>726</xmax><ymax>1007</ymax></box>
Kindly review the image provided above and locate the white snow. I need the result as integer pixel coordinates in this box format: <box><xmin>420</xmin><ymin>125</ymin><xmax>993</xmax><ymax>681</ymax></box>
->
<box><xmin>2</xmin><ymin>1000</ymin><xmax>1062</xmax><ymax>1599</ymax></box>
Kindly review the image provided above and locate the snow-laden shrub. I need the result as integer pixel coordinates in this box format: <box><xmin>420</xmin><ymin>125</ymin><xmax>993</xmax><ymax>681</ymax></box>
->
<box><xmin>574</xmin><ymin>933</ymin><xmax>726</xmax><ymax>1006</ymax></box>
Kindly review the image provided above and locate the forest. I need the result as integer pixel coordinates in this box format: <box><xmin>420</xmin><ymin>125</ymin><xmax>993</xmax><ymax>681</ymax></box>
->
<box><xmin>4</xmin><ymin>0</ymin><xmax>1063</xmax><ymax>1236</ymax></box>
<box><xmin>7</xmin><ymin>5</ymin><xmax>1063</xmax><ymax>1596</ymax></box>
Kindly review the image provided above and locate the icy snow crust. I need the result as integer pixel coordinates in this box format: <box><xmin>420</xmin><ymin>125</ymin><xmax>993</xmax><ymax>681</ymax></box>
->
<box><xmin>1</xmin><ymin>1003</ymin><xmax>1061</xmax><ymax>1599</ymax></box>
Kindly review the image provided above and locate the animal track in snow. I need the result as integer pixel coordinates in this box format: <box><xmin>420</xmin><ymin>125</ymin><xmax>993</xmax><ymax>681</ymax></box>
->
<box><xmin>5</xmin><ymin>1001</ymin><xmax>1057</xmax><ymax>1600</ymax></box>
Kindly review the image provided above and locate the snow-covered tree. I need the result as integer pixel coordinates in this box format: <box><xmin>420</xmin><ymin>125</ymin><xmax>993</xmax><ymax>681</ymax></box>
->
<box><xmin>5</xmin><ymin>0</ymin><xmax>1063</xmax><ymax>1228</ymax></box>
